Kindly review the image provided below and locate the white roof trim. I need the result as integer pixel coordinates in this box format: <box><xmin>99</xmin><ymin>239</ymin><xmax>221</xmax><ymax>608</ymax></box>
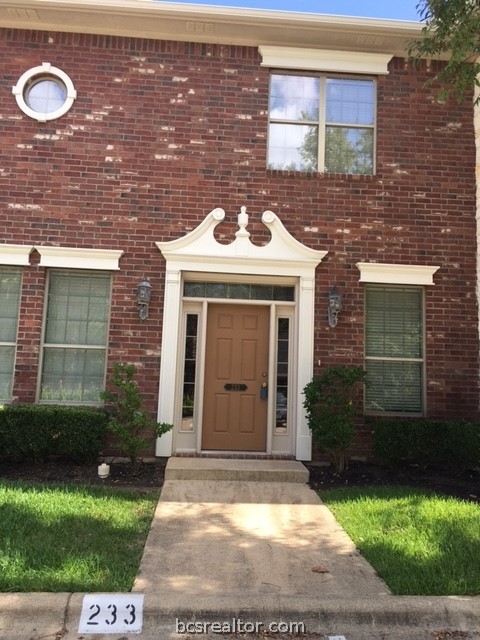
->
<box><xmin>357</xmin><ymin>262</ymin><xmax>440</xmax><ymax>285</ymax></box>
<box><xmin>0</xmin><ymin>244</ymin><xmax>32</xmax><ymax>266</ymax></box>
<box><xmin>36</xmin><ymin>246</ymin><xmax>123</xmax><ymax>270</ymax></box>
<box><xmin>259</xmin><ymin>46</ymin><xmax>393</xmax><ymax>75</ymax></box>
<box><xmin>0</xmin><ymin>0</ymin><xmax>422</xmax><ymax>57</ymax></box>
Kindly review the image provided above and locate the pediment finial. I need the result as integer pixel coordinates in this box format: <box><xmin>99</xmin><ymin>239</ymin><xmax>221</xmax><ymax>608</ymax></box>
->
<box><xmin>236</xmin><ymin>205</ymin><xmax>250</xmax><ymax>239</ymax></box>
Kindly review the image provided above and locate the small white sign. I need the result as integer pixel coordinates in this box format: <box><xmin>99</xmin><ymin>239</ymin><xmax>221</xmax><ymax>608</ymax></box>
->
<box><xmin>328</xmin><ymin>636</ymin><xmax>347</xmax><ymax>640</ymax></box>
<box><xmin>78</xmin><ymin>593</ymin><xmax>144</xmax><ymax>634</ymax></box>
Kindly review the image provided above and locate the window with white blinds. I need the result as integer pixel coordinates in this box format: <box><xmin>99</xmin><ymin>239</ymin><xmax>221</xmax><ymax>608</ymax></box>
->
<box><xmin>40</xmin><ymin>271</ymin><xmax>111</xmax><ymax>403</ymax></box>
<box><xmin>365</xmin><ymin>285</ymin><xmax>424</xmax><ymax>414</ymax></box>
<box><xmin>0</xmin><ymin>268</ymin><xmax>22</xmax><ymax>403</ymax></box>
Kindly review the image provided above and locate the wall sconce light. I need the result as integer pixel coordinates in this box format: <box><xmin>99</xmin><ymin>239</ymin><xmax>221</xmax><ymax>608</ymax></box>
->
<box><xmin>327</xmin><ymin>286</ymin><xmax>342</xmax><ymax>328</ymax></box>
<box><xmin>137</xmin><ymin>277</ymin><xmax>152</xmax><ymax>320</ymax></box>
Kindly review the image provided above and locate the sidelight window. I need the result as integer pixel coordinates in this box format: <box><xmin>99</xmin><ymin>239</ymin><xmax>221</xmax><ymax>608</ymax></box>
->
<box><xmin>181</xmin><ymin>313</ymin><xmax>199</xmax><ymax>432</ymax></box>
<box><xmin>275</xmin><ymin>317</ymin><xmax>290</xmax><ymax>434</ymax></box>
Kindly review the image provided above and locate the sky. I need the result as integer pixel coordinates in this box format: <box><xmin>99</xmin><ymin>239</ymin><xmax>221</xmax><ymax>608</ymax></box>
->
<box><xmin>161</xmin><ymin>0</ymin><xmax>422</xmax><ymax>22</ymax></box>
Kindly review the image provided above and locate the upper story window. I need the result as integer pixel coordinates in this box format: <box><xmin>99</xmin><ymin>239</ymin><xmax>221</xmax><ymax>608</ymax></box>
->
<box><xmin>12</xmin><ymin>63</ymin><xmax>77</xmax><ymax>123</ymax></box>
<box><xmin>268</xmin><ymin>73</ymin><xmax>375</xmax><ymax>175</ymax></box>
<box><xmin>26</xmin><ymin>77</ymin><xmax>67</xmax><ymax>114</ymax></box>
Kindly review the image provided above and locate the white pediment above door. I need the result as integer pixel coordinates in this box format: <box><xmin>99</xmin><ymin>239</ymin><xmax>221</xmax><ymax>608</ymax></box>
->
<box><xmin>156</xmin><ymin>206</ymin><xmax>327</xmax><ymax>274</ymax></box>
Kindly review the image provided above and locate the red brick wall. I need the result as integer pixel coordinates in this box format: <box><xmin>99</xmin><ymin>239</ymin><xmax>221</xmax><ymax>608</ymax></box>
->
<box><xmin>0</xmin><ymin>29</ymin><xmax>478</xmax><ymax>457</ymax></box>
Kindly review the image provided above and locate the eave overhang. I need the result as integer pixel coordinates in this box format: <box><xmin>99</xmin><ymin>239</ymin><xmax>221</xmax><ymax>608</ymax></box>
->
<box><xmin>0</xmin><ymin>0</ymin><xmax>422</xmax><ymax>56</ymax></box>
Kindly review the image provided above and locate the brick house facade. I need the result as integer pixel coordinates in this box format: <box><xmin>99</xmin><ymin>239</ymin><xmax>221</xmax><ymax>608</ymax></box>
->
<box><xmin>0</xmin><ymin>1</ymin><xmax>478</xmax><ymax>461</ymax></box>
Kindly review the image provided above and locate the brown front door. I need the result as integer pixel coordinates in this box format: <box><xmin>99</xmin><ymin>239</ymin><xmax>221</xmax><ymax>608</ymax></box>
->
<box><xmin>202</xmin><ymin>304</ymin><xmax>269</xmax><ymax>451</ymax></box>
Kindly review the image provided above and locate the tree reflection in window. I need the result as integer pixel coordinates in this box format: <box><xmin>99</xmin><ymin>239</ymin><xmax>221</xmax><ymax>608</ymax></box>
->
<box><xmin>181</xmin><ymin>314</ymin><xmax>198</xmax><ymax>431</ymax></box>
<box><xmin>268</xmin><ymin>74</ymin><xmax>375</xmax><ymax>175</ymax></box>
<box><xmin>276</xmin><ymin>318</ymin><xmax>289</xmax><ymax>434</ymax></box>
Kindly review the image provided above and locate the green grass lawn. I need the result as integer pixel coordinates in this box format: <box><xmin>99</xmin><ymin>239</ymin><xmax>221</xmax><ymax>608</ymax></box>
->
<box><xmin>321</xmin><ymin>486</ymin><xmax>480</xmax><ymax>595</ymax></box>
<box><xmin>0</xmin><ymin>481</ymin><xmax>159</xmax><ymax>592</ymax></box>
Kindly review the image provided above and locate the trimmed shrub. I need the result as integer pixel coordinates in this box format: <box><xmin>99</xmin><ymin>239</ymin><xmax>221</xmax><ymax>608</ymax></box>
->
<box><xmin>371</xmin><ymin>417</ymin><xmax>480</xmax><ymax>468</ymax></box>
<box><xmin>100</xmin><ymin>362</ymin><xmax>172</xmax><ymax>469</ymax></box>
<box><xmin>303</xmin><ymin>365</ymin><xmax>367</xmax><ymax>472</ymax></box>
<box><xmin>0</xmin><ymin>404</ymin><xmax>108</xmax><ymax>463</ymax></box>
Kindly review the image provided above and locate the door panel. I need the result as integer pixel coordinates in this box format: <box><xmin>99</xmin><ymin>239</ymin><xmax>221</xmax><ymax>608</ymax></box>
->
<box><xmin>241</xmin><ymin>340</ymin><xmax>257</xmax><ymax>380</ymax></box>
<box><xmin>215</xmin><ymin>338</ymin><xmax>232</xmax><ymax>379</ymax></box>
<box><xmin>238</xmin><ymin>395</ymin><xmax>255</xmax><ymax>433</ymax></box>
<box><xmin>213</xmin><ymin>394</ymin><xmax>230</xmax><ymax>432</ymax></box>
<box><xmin>202</xmin><ymin>304</ymin><xmax>269</xmax><ymax>451</ymax></box>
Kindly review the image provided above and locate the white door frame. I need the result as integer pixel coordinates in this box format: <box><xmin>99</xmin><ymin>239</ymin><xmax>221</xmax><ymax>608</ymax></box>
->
<box><xmin>155</xmin><ymin>206</ymin><xmax>327</xmax><ymax>461</ymax></box>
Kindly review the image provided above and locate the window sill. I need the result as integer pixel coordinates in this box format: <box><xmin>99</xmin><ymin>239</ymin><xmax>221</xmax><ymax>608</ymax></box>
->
<box><xmin>266</xmin><ymin>169</ymin><xmax>376</xmax><ymax>180</ymax></box>
<box><xmin>364</xmin><ymin>411</ymin><xmax>425</xmax><ymax>418</ymax></box>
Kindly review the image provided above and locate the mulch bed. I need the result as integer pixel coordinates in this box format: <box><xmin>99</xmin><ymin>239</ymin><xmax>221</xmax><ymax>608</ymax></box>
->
<box><xmin>0</xmin><ymin>458</ymin><xmax>168</xmax><ymax>489</ymax></box>
<box><xmin>307</xmin><ymin>460</ymin><xmax>480</xmax><ymax>503</ymax></box>
<box><xmin>0</xmin><ymin>457</ymin><xmax>479</xmax><ymax>502</ymax></box>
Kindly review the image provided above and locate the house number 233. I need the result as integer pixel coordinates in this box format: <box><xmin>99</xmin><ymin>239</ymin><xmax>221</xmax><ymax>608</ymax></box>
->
<box><xmin>78</xmin><ymin>594</ymin><xmax>144</xmax><ymax>634</ymax></box>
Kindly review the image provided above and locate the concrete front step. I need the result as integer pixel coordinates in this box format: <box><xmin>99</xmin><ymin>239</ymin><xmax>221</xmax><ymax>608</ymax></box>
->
<box><xmin>165</xmin><ymin>457</ymin><xmax>309</xmax><ymax>483</ymax></box>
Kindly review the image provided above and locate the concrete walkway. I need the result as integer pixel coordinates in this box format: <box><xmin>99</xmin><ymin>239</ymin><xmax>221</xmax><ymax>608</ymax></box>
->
<box><xmin>133</xmin><ymin>461</ymin><xmax>389</xmax><ymax>600</ymax></box>
<box><xmin>1</xmin><ymin>458</ymin><xmax>480</xmax><ymax>639</ymax></box>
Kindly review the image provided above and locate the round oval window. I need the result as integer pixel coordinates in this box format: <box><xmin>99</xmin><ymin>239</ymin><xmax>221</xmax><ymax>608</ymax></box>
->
<box><xmin>25</xmin><ymin>76</ymin><xmax>68</xmax><ymax>114</ymax></box>
<box><xmin>12</xmin><ymin>63</ymin><xmax>77</xmax><ymax>122</ymax></box>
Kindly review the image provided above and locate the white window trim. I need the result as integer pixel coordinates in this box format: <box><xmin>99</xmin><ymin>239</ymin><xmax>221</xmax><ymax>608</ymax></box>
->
<box><xmin>357</xmin><ymin>262</ymin><xmax>440</xmax><ymax>286</ymax></box>
<box><xmin>0</xmin><ymin>244</ymin><xmax>32</xmax><ymax>266</ymax></box>
<box><xmin>36</xmin><ymin>246</ymin><xmax>123</xmax><ymax>270</ymax></box>
<box><xmin>12</xmin><ymin>62</ymin><xmax>77</xmax><ymax>122</ymax></box>
<box><xmin>259</xmin><ymin>46</ymin><xmax>393</xmax><ymax>75</ymax></box>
